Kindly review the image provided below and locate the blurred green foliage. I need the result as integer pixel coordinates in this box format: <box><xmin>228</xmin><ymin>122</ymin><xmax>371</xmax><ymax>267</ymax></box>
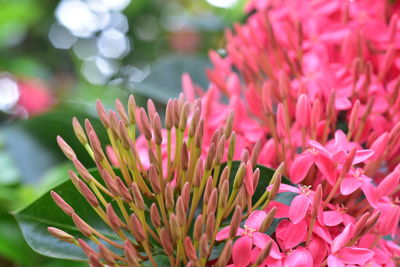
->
<box><xmin>0</xmin><ymin>0</ymin><xmax>246</xmax><ymax>265</ymax></box>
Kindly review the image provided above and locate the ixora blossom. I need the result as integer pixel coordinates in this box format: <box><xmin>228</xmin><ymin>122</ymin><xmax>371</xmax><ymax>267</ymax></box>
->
<box><xmin>24</xmin><ymin>0</ymin><xmax>400</xmax><ymax>266</ymax></box>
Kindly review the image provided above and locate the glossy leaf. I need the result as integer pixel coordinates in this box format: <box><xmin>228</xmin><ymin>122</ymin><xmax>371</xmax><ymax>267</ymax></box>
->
<box><xmin>14</xmin><ymin>169</ymin><xmax>118</xmax><ymax>261</ymax></box>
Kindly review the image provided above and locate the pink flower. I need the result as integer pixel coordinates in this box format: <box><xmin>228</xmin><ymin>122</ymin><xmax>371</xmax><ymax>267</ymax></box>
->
<box><xmin>328</xmin><ymin>224</ymin><xmax>375</xmax><ymax>267</ymax></box>
<box><xmin>216</xmin><ymin>210</ymin><xmax>282</xmax><ymax>266</ymax></box>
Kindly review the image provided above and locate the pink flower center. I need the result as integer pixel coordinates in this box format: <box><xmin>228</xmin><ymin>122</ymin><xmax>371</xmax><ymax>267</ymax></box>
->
<box><xmin>300</xmin><ymin>185</ymin><xmax>312</xmax><ymax>196</ymax></box>
<box><xmin>243</xmin><ymin>225</ymin><xmax>256</xmax><ymax>237</ymax></box>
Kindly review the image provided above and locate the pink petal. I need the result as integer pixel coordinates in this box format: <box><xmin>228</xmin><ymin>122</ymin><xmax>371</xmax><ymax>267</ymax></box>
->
<box><xmin>290</xmin><ymin>153</ymin><xmax>314</xmax><ymax>184</ymax></box>
<box><xmin>289</xmin><ymin>194</ymin><xmax>311</xmax><ymax>224</ymax></box>
<box><xmin>252</xmin><ymin>232</ymin><xmax>282</xmax><ymax>260</ymax></box>
<box><xmin>245</xmin><ymin>161</ymin><xmax>255</xmax><ymax>196</ymax></box>
<box><xmin>340</xmin><ymin>177</ymin><xmax>362</xmax><ymax>195</ymax></box>
<box><xmin>284</xmin><ymin>247</ymin><xmax>313</xmax><ymax>267</ymax></box>
<box><xmin>335</xmin><ymin>96</ymin><xmax>352</xmax><ymax>110</ymax></box>
<box><xmin>369</xmin><ymin>133</ymin><xmax>388</xmax><ymax>160</ymax></box>
<box><xmin>353</xmin><ymin>149</ymin><xmax>375</xmax><ymax>164</ymax></box>
<box><xmin>308</xmin><ymin>140</ymin><xmax>331</xmax><ymax>156</ymax></box>
<box><xmin>308</xmin><ymin>236</ymin><xmax>327</xmax><ymax>266</ymax></box>
<box><xmin>327</xmin><ymin>255</ymin><xmax>344</xmax><ymax>267</ymax></box>
<box><xmin>313</xmin><ymin>221</ymin><xmax>333</xmax><ymax>244</ymax></box>
<box><xmin>361</xmin><ymin>182</ymin><xmax>379</xmax><ymax>208</ymax></box>
<box><xmin>276</xmin><ymin>219</ymin><xmax>307</xmax><ymax>249</ymax></box>
<box><xmin>323</xmin><ymin>211</ymin><xmax>343</xmax><ymax>226</ymax></box>
<box><xmin>265</xmin><ymin>201</ymin><xmax>290</xmax><ymax>218</ymax></box>
<box><xmin>216</xmin><ymin>226</ymin><xmax>244</xmax><ymax>241</ymax></box>
<box><xmin>246</xmin><ymin>210</ymin><xmax>267</xmax><ymax>230</ymax></box>
<box><xmin>331</xmin><ymin>223</ymin><xmax>354</xmax><ymax>253</ymax></box>
<box><xmin>315</xmin><ymin>153</ymin><xmax>336</xmax><ymax>185</ymax></box>
<box><xmin>337</xmin><ymin>247</ymin><xmax>375</xmax><ymax>264</ymax></box>
<box><xmin>377</xmin><ymin>170</ymin><xmax>399</xmax><ymax>197</ymax></box>
<box><xmin>232</xmin><ymin>236</ymin><xmax>252</xmax><ymax>267</ymax></box>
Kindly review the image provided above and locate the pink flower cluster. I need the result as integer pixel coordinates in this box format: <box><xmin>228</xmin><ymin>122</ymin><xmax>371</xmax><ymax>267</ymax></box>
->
<box><xmin>180</xmin><ymin>0</ymin><xmax>400</xmax><ymax>266</ymax></box>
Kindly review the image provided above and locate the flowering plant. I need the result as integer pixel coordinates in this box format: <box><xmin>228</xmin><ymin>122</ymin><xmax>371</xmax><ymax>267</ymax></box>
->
<box><xmin>15</xmin><ymin>0</ymin><xmax>400</xmax><ymax>266</ymax></box>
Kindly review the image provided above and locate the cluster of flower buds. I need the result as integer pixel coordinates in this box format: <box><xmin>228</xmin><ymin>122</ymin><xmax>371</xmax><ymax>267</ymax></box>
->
<box><xmin>176</xmin><ymin>0</ymin><xmax>400</xmax><ymax>266</ymax></box>
<box><xmin>51</xmin><ymin>95</ymin><xmax>283</xmax><ymax>266</ymax></box>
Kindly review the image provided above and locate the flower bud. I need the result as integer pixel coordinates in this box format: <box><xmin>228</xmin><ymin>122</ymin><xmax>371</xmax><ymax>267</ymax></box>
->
<box><xmin>160</xmin><ymin>227</ymin><xmax>173</xmax><ymax>256</ymax></box>
<box><xmin>152</xmin><ymin>113</ymin><xmax>163</xmax><ymax>145</ymax></box>
<box><xmin>126</xmin><ymin>96</ymin><xmax>136</xmax><ymax>126</ymax></box>
<box><xmin>106</xmin><ymin>204</ymin><xmax>123</xmax><ymax>232</ymax></box>
<box><xmin>51</xmin><ymin>191</ymin><xmax>75</xmax><ymax>216</ymax></box>
<box><xmin>193</xmin><ymin>215</ymin><xmax>203</xmax><ymax>240</ymax></box>
<box><xmin>312</xmin><ymin>185</ymin><xmax>322</xmax><ymax>218</ymax></box>
<box><xmin>96</xmin><ymin>100</ymin><xmax>109</xmax><ymax>128</ymax></box>
<box><xmin>179</xmin><ymin>102</ymin><xmax>190</xmax><ymax>132</ymax></box>
<box><xmin>195</xmin><ymin>119</ymin><xmax>204</xmax><ymax>148</ymax></box>
<box><xmin>228</xmin><ymin>132</ymin><xmax>236</xmax><ymax>161</ymax></box>
<box><xmin>199</xmin><ymin>234</ymin><xmax>209</xmax><ymax>259</ymax></box>
<box><xmin>78</xmin><ymin>180</ymin><xmax>99</xmax><ymax>207</ymax></box>
<box><xmin>181</xmin><ymin>182</ymin><xmax>190</xmax><ymax>211</ymax></box>
<box><xmin>115</xmin><ymin>177</ymin><xmax>132</xmax><ymax>202</ymax></box>
<box><xmin>72</xmin><ymin>158</ymin><xmax>92</xmax><ymax>183</ymax></box>
<box><xmin>57</xmin><ymin>136</ymin><xmax>76</xmax><ymax>160</ymax></box>
<box><xmin>101</xmin><ymin>170</ymin><xmax>119</xmax><ymax>196</ymax></box>
<box><xmin>150</xmin><ymin>203</ymin><xmax>161</xmax><ymax>228</ymax></box>
<box><xmin>149</xmin><ymin>165</ymin><xmax>161</xmax><ymax>194</ymax></box>
<box><xmin>205</xmin><ymin>213</ymin><xmax>215</xmax><ymax>239</ymax></box>
<box><xmin>118</xmin><ymin>120</ymin><xmax>131</xmax><ymax>150</ymax></box>
<box><xmin>224</xmin><ymin>111</ymin><xmax>234</xmax><ymax>138</ymax></box>
<box><xmin>215</xmin><ymin>135</ymin><xmax>226</xmax><ymax>165</ymax></box>
<box><xmin>230</xmin><ymin>206</ymin><xmax>242</xmax><ymax>238</ymax></box>
<box><xmin>254</xmin><ymin>240</ymin><xmax>273</xmax><ymax>265</ymax></box>
<box><xmin>165</xmin><ymin>100</ymin><xmax>173</xmax><ymax>130</ymax></box>
<box><xmin>88</xmin><ymin>132</ymin><xmax>104</xmax><ymax>162</ymax></box>
<box><xmin>47</xmin><ymin>227</ymin><xmax>75</xmax><ymax>243</ymax></box>
<box><xmin>165</xmin><ymin>183</ymin><xmax>175</xmax><ymax>210</ymax></box>
<box><xmin>250</xmin><ymin>140</ymin><xmax>261</xmax><ymax>168</ymax></box>
<box><xmin>124</xmin><ymin>240</ymin><xmax>140</xmax><ymax>266</ymax></box>
<box><xmin>188</xmin><ymin>108</ymin><xmax>200</xmax><ymax>138</ymax></box>
<box><xmin>233</xmin><ymin>162</ymin><xmax>246</xmax><ymax>189</ymax></box>
<box><xmin>194</xmin><ymin>159</ymin><xmax>204</xmax><ymax>187</ymax></box>
<box><xmin>204</xmin><ymin>176</ymin><xmax>213</xmax><ymax>205</ymax></box>
<box><xmin>205</xmin><ymin>143</ymin><xmax>216</xmax><ymax>171</ymax></box>
<box><xmin>72</xmin><ymin>117</ymin><xmax>88</xmax><ymax>145</ymax></box>
<box><xmin>240</xmin><ymin>149</ymin><xmax>249</xmax><ymax>164</ymax></box>
<box><xmin>139</xmin><ymin>108</ymin><xmax>152</xmax><ymax>141</ymax></box>
<box><xmin>98</xmin><ymin>243</ymin><xmax>115</xmax><ymax>265</ymax></box>
<box><xmin>131</xmin><ymin>183</ymin><xmax>145</xmax><ymax>210</ymax></box>
<box><xmin>169</xmin><ymin>213</ymin><xmax>180</xmax><ymax>240</ymax></box>
<box><xmin>176</xmin><ymin>197</ymin><xmax>186</xmax><ymax>226</ymax></box>
<box><xmin>147</xmin><ymin>99</ymin><xmax>156</xmax><ymax>124</ymax></box>
<box><xmin>215</xmin><ymin>240</ymin><xmax>232</xmax><ymax>267</ymax></box>
<box><xmin>181</xmin><ymin>142</ymin><xmax>189</xmax><ymax>171</ymax></box>
<box><xmin>68</xmin><ymin>170</ymin><xmax>80</xmax><ymax>187</ymax></box>
<box><xmin>259</xmin><ymin>207</ymin><xmax>276</xmax><ymax>233</ymax></box>
<box><xmin>72</xmin><ymin>214</ymin><xmax>92</xmax><ymax>237</ymax></box>
<box><xmin>129</xmin><ymin>214</ymin><xmax>145</xmax><ymax>242</ymax></box>
<box><xmin>115</xmin><ymin>98</ymin><xmax>128</xmax><ymax>126</ymax></box>
<box><xmin>172</xmin><ymin>99</ymin><xmax>180</xmax><ymax>128</ymax></box>
<box><xmin>184</xmin><ymin>237</ymin><xmax>197</xmax><ymax>261</ymax></box>
<box><xmin>78</xmin><ymin>239</ymin><xmax>97</xmax><ymax>258</ymax></box>
<box><xmin>207</xmin><ymin>189</ymin><xmax>218</xmax><ymax>215</ymax></box>
<box><xmin>218</xmin><ymin>179</ymin><xmax>229</xmax><ymax>208</ymax></box>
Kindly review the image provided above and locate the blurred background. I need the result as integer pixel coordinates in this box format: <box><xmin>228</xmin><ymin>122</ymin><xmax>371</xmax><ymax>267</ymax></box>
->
<box><xmin>0</xmin><ymin>0</ymin><xmax>246</xmax><ymax>266</ymax></box>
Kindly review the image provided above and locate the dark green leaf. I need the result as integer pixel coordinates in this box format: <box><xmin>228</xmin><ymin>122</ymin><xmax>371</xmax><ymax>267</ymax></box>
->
<box><xmin>14</xmin><ymin>169</ymin><xmax>118</xmax><ymax>261</ymax></box>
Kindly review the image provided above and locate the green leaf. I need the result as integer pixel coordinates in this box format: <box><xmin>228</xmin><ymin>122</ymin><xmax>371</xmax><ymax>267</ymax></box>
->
<box><xmin>14</xmin><ymin>169</ymin><xmax>118</xmax><ymax>261</ymax></box>
<box><xmin>132</xmin><ymin>54</ymin><xmax>211</xmax><ymax>104</ymax></box>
